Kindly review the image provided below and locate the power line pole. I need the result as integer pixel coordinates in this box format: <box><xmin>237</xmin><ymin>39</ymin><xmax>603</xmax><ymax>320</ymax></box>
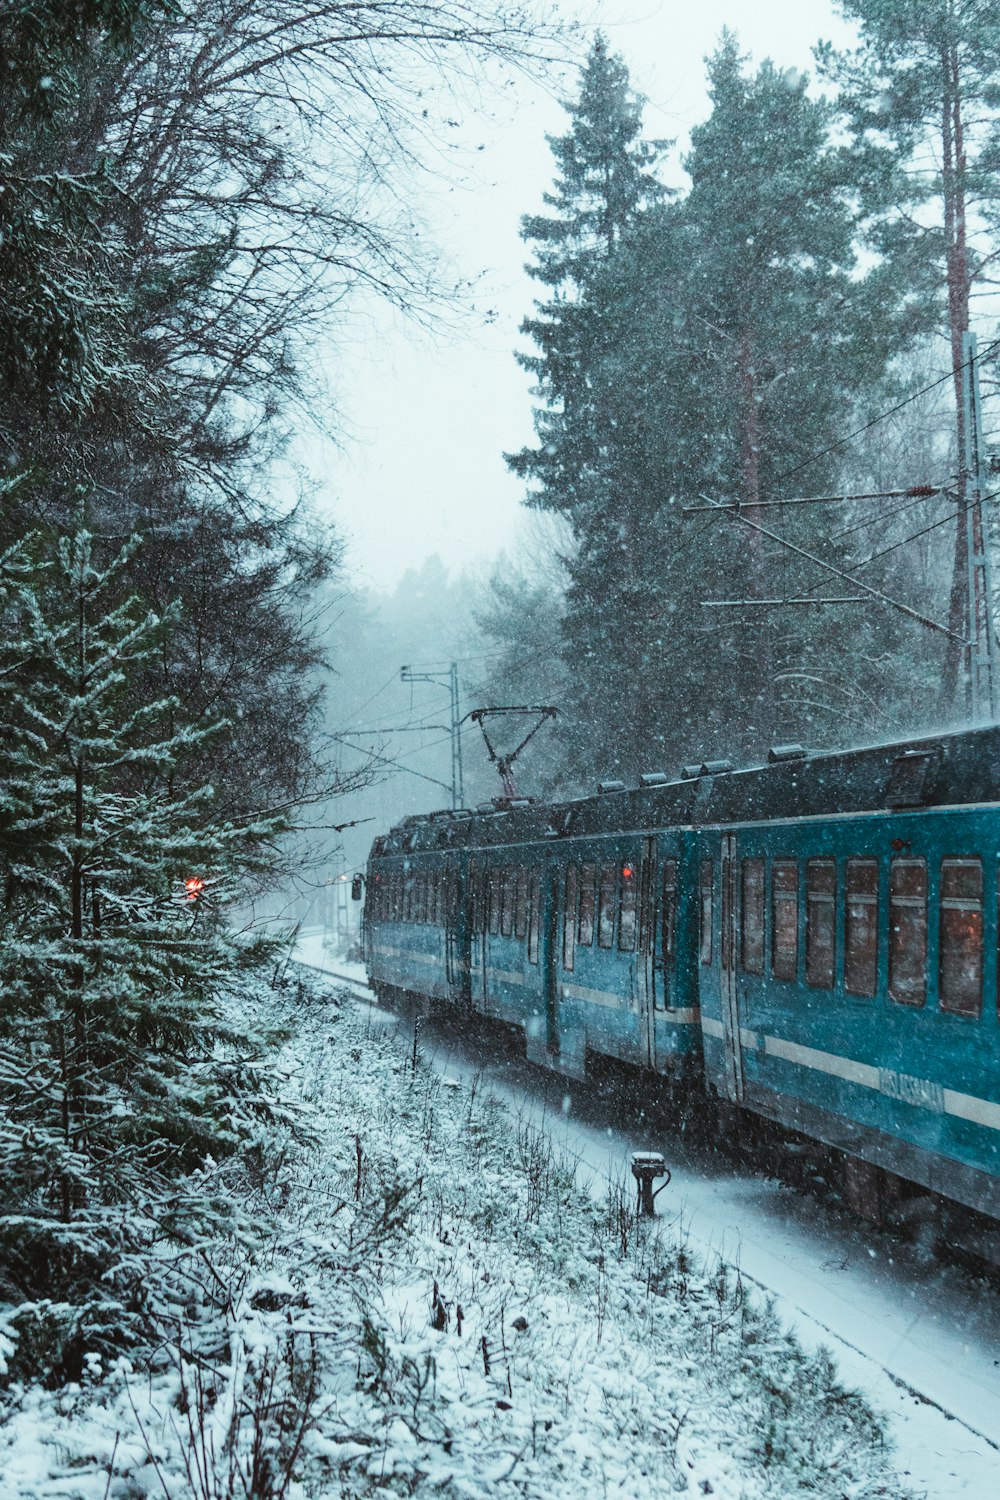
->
<box><xmin>961</xmin><ymin>332</ymin><xmax>997</xmax><ymax>724</ymax></box>
<box><xmin>400</xmin><ymin>662</ymin><xmax>464</xmax><ymax>808</ymax></box>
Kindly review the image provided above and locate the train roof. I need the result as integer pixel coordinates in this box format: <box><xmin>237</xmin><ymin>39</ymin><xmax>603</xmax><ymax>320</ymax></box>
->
<box><xmin>369</xmin><ymin>723</ymin><xmax>1000</xmax><ymax>858</ymax></box>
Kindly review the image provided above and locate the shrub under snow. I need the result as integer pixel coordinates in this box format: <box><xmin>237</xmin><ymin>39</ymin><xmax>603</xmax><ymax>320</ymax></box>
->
<box><xmin>0</xmin><ymin>972</ymin><xmax>911</xmax><ymax>1498</ymax></box>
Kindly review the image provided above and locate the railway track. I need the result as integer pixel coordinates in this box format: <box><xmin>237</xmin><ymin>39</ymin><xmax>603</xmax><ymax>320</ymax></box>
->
<box><xmin>293</xmin><ymin>953</ymin><xmax>1000</xmax><ymax>1496</ymax></box>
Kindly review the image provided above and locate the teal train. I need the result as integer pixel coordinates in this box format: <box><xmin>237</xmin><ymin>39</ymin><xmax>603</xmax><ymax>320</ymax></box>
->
<box><xmin>362</xmin><ymin>726</ymin><xmax>1000</xmax><ymax>1235</ymax></box>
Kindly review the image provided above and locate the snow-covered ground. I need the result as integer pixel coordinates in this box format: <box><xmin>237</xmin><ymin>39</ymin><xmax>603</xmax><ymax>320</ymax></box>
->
<box><xmin>298</xmin><ymin>932</ymin><xmax>1000</xmax><ymax>1499</ymax></box>
<box><xmin>1</xmin><ymin>953</ymin><xmax>923</xmax><ymax>1498</ymax></box>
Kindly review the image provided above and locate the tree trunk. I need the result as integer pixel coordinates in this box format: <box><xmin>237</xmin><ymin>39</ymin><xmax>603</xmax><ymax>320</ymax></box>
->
<box><xmin>738</xmin><ymin>326</ymin><xmax>773</xmax><ymax>736</ymax></box>
<box><xmin>940</xmin><ymin>31</ymin><xmax>972</xmax><ymax>720</ymax></box>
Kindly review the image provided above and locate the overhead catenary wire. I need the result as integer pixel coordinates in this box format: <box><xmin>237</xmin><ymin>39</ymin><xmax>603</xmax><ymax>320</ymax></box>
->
<box><xmin>767</xmin><ymin>335</ymin><xmax>1000</xmax><ymax>489</ymax></box>
<box><xmin>828</xmin><ymin>487</ymin><xmax>950</xmax><ymax>544</ymax></box>
<box><xmin>328</xmin><ymin>730</ymin><xmax>454</xmax><ymax>796</ymax></box>
<box><xmin>696</xmin><ymin>495</ymin><xmax>969</xmax><ymax>645</ymax></box>
<box><xmin>694</xmin><ymin>340</ymin><xmax>1000</xmax><ymax>626</ymax></box>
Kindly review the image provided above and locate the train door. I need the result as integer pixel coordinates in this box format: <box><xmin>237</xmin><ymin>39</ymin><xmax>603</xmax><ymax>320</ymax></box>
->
<box><xmin>719</xmin><ymin>833</ymin><xmax>745</xmax><ymax>1102</ymax></box>
<box><xmin>445</xmin><ymin>859</ymin><xmax>472</xmax><ymax>1002</ymax></box>
<box><xmin>467</xmin><ymin>859</ymin><xmax>485</xmax><ymax>1008</ymax></box>
<box><xmin>541</xmin><ymin>863</ymin><xmax>560</xmax><ymax>1055</ymax></box>
<box><xmin>444</xmin><ymin>861</ymin><xmax>459</xmax><ymax>992</ymax></box>
<box><xmin>636</xmin><ymin>837</ymin><xmax>658</xmax><ymax>1069</ymax></box>
<box><xmin>481</xmin><ymin>861</ymin><xmax>496</xmax><ymax>1015</ymax></box>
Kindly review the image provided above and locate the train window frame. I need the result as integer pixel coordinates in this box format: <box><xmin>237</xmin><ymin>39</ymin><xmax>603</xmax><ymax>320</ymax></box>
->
<box><xmin>888</xmin><ymin>856</ymin><xmax>927</xmax><ymax>1008</ymax></box>
<box><xmin>844</xmin><ymin>858</ymin><xmax>879</xmax><ymax>997</ymax></box>
<box><xmin>771</xmin><ymin>860</ymin><xmax>798</xmax><ymax>982</ymax></box>
<box><xmin>578</xmin><ymin>864</ymin><xmax>596</xmax><ymax>946</ymax></box>
<box><xmin>597</xmin><ymin>865</ymin><xmax>617</xmax><ymax>949</ymax></box>
<box><xmin>618</xmin><ymin>860</ymin><xmax>638</xmax><ymax>951</ymax></box>
<box><xmin>528</xmin><ymin>870</ymin><xmax>541</xmax><ymax>965</ymax></box>
<box><xmin>662</xmin><ymin>860</ymin><xmax>678</xmax><ymax>966</ymax></box>
<box><xmin>805</xmin><ymin>858</ymin><xmax>837</xmax><ymax>990</ymax></box>
<box><xmin>699</xmin><ymin>859</ymin><xmax>713</xmax><ymax>967</ymax></box>
<box><xmin>562</xmin><ymin>865</ymin><xmax>579</xmax><ymax>971</ymax></box>
<box><xmin>939</xmin><ymin>857</ymin><xmax>983</xmax><ymax>1018</ymax></box>
<box><xmin>741</xmin><ymin>858</ymin><xmax>765</xmax><ymax>976</ymax></box>
<box><xmin>514</xmin><ymin>866</ymin><xmax>529</xmax><ymax>941</ymax></box>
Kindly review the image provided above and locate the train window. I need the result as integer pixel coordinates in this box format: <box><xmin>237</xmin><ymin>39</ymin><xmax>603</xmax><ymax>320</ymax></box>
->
<box><xmin>528</xmin><ymin>870</ymin><xmax>542</xmax><ymax>965</ymax></box>
<box><xmin>514</xmin><ymin>867</ymin><xmax>529</xmax><ymax>940</ymax></box>
<box><xmin>741</xmin><ymin>859</ymin><xmax>765</xmax><ymax>975</ymax></box>
<box><xmin>618</xmin><ymin>861</ymin><xmax>638</xmax><ymax>951</ymax></box>
<box><xmin>845</xmin><ymin>859</ymin><xmax>878</xmax><ymax>996</ymax></box>
<box><xmin>500</xmin><ymin>867</ymin><xmax>515</xmax><ymax>937</ymax></box>
<box><xmin>488</xmin><ymin>869</ymin><xmax>500</xmax><ymax>935</ymax></box>
<box><xmin>598</xmin><ymin>866</ymin><xmax>617</xmax><ymax>949</ymax></box>
<box><xmin>578</xmin><ymin>864</ymin><xmax>596</xmax><ymax>946</ymax></box>
<box><xmin>699</xmin><ymin>859</ymin><xmax>713</xmax><ymax>966</ymax></box>
<box><xmin>889</xmin><ymin>858</ymin><xmax>927</xmax><ymax>1007</ymax></box>
<box><xmin>771</xmin><ymin>861</ymin><xmax>798</xmax><ymax>981</ymax></box>
<box><xmin>939</xmin><ymin>859</ymin><xmax>983</xmax><ymax>1017</ymax></box>
<box><xmin>563</xmin><ymin>866</ymin><xmax>579</xmax><ymax>971</ymax></box>
<box><xmin>662</xmin><ymin>861</ymin><xmax>677</xmax><ymax>964</ymax></box>
<box><xmin>806</xmin><ymin>859</ymin><xmax>836</xmax><ymax>990</ymax></box>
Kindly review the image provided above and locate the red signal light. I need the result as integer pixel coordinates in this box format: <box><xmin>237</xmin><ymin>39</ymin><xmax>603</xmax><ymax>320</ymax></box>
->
<box><xmin>622</xmin><ymin>865</ymin><xmax>634</xmax><ymax>879</ymax></box>
<box><xmin>185</xmin><ymin>877</ymin><xmax>205</xmax><ymax>901</ymax></box>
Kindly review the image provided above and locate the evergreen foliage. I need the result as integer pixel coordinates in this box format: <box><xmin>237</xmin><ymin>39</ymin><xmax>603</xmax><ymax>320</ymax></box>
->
<box><xmin>818</xmin><ymin>0</ymin><xmax>1000</xmax><ymax>711</ymax></box>
<box><xmin>499</xmin><ymin>30</ymin><xmax>937</xmax><ymax>787</ymax></box>
<box><xmin>509</xmin><ymin>33</ymin><xmax>666</xmax><ymax>522</ymax></box>
<box><xmin>0</xmin><ymin>522</ymin><xmax>286</xmax><ymax>1377</ymax></box>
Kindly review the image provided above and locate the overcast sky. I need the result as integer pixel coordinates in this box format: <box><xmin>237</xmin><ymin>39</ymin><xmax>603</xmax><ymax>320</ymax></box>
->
<box><xmin>315</xmin><ymin>0</ymin><xmax>858</xmax><ymax>592</ymax></box>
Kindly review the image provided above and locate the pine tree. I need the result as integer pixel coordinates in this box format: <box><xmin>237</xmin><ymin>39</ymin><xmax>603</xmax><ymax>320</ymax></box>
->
<box><xmin>818</xmin><ymin>0</ymin><xmax>1000</xmax><ymax>714</ymax></box>
<box><xmin>0</xmin><ymin>521</ymin><xmax>284</xmax><ymax>1375</ymax></box>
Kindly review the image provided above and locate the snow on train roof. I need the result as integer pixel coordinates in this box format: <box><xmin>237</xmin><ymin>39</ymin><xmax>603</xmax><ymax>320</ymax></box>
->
<box><xmin>371</xmin><ymin>723</ymin><xmax>1000</xmax><ymax>856</ymax></box>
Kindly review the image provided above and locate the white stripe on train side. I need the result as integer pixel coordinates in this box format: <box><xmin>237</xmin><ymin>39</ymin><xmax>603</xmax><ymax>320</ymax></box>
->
<box><xmin>703</xmin><ymin>1019</ymin><xmax>1000</xmax><ymax>1132</ymax></box>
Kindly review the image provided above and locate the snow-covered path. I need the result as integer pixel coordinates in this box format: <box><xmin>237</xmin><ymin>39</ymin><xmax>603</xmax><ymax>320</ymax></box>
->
<box><xmin>297</xmin><ymin>935</ymin><xmax>1000</xmax><ymax>1499</ymax></box>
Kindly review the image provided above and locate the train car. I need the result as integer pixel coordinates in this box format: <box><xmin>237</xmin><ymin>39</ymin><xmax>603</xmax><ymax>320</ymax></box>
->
<box><xmin>363</xmin><ymin>724</ymin><xmax>1000</xmax><ymax>1228</ymax></box>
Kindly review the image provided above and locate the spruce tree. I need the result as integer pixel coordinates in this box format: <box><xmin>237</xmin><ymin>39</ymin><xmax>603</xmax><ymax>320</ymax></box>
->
<box><xmin>0</xmin><ymin>522</ymin><xmax>284</xmax><ymax>1376</ymax></box>
<box><xmin>508</xmin><ymin>32</ymin><xmax>665</xmax><ymax>520</ymax></box>
<box><xmin>507</xmin><ymin>36</ymin><xmax>671</xmax><ymax>782</ymax></box>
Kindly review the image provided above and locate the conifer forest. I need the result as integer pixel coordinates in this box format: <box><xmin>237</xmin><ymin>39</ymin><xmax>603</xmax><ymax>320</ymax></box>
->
<box><xmin>2</xmin><ymin>2</ymin><xmax>1000</xmax><ymax>1497</ymax></box>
